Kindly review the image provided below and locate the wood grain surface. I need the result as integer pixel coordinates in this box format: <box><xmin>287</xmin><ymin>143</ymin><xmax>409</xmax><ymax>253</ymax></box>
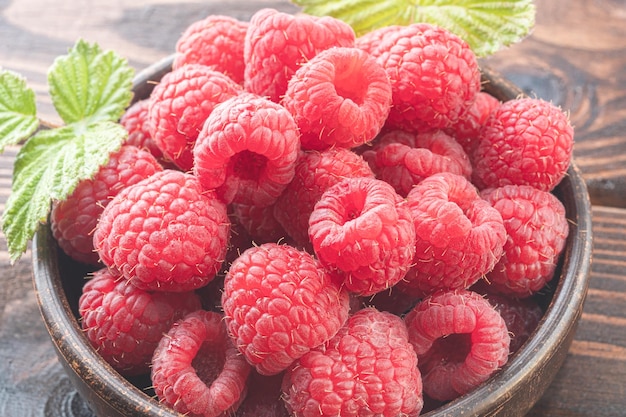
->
<box><xmin>1</xmin><ymin>0</ymin><xmax>625</xmax><ymax>416</ymax></box>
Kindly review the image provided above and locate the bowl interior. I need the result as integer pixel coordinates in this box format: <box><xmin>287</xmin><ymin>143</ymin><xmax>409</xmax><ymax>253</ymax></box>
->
<box><xmin>32</xmin><ymin>57</ymin><xmax>593</xmax><ymax>417</ymax></box>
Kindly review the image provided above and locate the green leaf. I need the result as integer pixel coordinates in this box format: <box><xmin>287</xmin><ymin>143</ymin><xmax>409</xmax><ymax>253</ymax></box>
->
<box><xmin>1</xmin><ymin>121</ymin><xmax>127</xmax><ymax>262</ymax></box>
<box><xmin>0</xmin><ymin>70</ymin><xmax>39</xmax><ymax>152</ymax></box>
<box><xmin>292</xmin><ymin>0</ymin><xmax>536</xmax><ymax>57</ymax></box>
<box><xmin>48</xmin><ymin>39</ymin><xmax>134</xmax><ymax>125</ymax></box>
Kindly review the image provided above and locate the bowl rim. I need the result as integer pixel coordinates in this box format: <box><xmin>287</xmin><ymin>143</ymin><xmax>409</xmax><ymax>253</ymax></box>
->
<box><xmin>31</xmin><ymin>56</ymin><xmax>594</xmax><ymax>417</ymax></box>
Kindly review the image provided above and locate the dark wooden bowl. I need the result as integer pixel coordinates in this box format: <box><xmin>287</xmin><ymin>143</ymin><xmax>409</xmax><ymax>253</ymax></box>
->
<box><xmin>32</xmin><ymin>56</ymin><xmax>593</xmax><ymax>417</ymax></box>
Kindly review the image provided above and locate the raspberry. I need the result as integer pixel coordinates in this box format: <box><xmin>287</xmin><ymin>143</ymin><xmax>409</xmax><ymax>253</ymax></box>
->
<box><xmin>445</xmin><ymin>91</ymin><xmax>501</xmax><ymax>157</ymax></box>
<box><xmin>78</xmin><ymin>267</ymin><xmax>202</xmax><ymax>376</ymax></box>
<box><xmin>374</xmin><ymin>23</ymin><xmax>481</xmax><ymax>132</ymax></box>
<box><xmin>308</xmin><ymin>177</ymin><xmax>416</xmax><ymax>296</ymax></box>
<box><xmin>243</xmin><ymin>8</ymin><xmax>356</xmax><ymax>102</ymax></box>
<box><xmin>119</xmin><ymin>98</ymin><xmax>164</xmax><ymax>161</ymax></box>
<box><xmin>282</xmin><ymin>307</ymin><xmax>423</xmax><ymax>417</ymax></box>
<box><xmin>148</xmin><ymin>64</ymin><xmax>242</xmax><ymax>171</ymax></box>
<box><xmin>151</xmin><ymin>310</ymin><xmax>252</xmax><ymax>417</ymax></box>
<box><xmin>399</xmin><ymin>172</ymin><xmax>507</xmax><ymax>297</ymax></box>
<box><xmin>93</xmin><ymin>169</ymin><xmax>230</xmax><ymax>292</ymax></box>
<box><xmin>472</xmin><ymin>97</ymin><xmax>574</xmax><ymax>191</ymax></box>
<box><xmin>173</xmin><ymin>15</ymin><xmax>249</xmax><ymax>84</ymax></box>
<box><xmin>404</xmin><ymin>289</ymin><xmax>510</xmax><ymax>402</ymax></box>
<box><xmin>481</xmin><ymin>184</ymin><xmax>570</xmax><ymax>297</ymax></box>
<box><xmin>282</xmin><ymin>46</ymin><xmax>392</xmax><ymax>150</ymax></box>
<box><xmin>193</xmin><ymin>93</ymin><xmax>300</xmax><ymax>207</ymax></box>
<box><xmin>221</xmin><ymin>242</ymin><xmax>351</xmax><ymax>375</ymax></box>
<box><xmin>273</xmin><ymin>147</ymin><xmax>375</xmax><ymax>248</ymax></box>
<box><xmin>362</xmin><ymin>129</ymin><xmax>472</xmax><ymax>197</ymax></box>
<box><xmin>51</xmin><ymin>145</ymin><xmax>163</xmax><ymax>265</ymax></box>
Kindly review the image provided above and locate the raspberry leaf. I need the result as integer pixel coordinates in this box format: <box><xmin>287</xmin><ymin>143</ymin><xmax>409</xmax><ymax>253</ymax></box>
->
<box><xmin>2</xmin><ymin>121</ymin><xmax>127</xmax><ymax>262</ymax></box>
<box><xmin>0</xmin><ymin>70</ymin><xmax>39</xmax><ymax>152</ymax></box>
<box><xmin>48</xmin><ymin>39</ymin><xmax>134</xmax><ymax>125</ymax></box>
<box><xmin>292</xmin><ymin>0</ymin><xmax>536</xmax><ymax>57</ymax></box>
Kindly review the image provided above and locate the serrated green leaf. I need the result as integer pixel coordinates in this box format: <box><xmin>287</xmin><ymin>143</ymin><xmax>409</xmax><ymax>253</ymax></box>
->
<box><xmin>48</xmin><ymin>39</ymin><xmax>134</xmax><ymax>125</ymax></box>
<box><xmin>292</xmin><ymin>0</ymin><xmax>536</xmax><ymax>57</ymax></box>
<box><xmin>0</xmin><ymin>69</ymin><xmax>39</xmax><ymax>152</ymax></box>
<box><xmin>1</xmin><ymin>121</ymin><xmax>126</xmax><ymax>262</ymax></box>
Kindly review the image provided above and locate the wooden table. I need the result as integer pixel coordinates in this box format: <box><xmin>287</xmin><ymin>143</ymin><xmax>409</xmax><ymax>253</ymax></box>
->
<box><xmin>1</xmin><ymin>0</ymin><xmax>625</xmax><ymax>416</ymax></box>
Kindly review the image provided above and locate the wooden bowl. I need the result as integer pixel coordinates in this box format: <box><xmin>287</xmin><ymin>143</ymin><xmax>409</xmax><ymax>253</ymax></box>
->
<box><xmin>32</xmin><ymin>56</ymin><xmax>593</xmax><ymax>417</ymax></box>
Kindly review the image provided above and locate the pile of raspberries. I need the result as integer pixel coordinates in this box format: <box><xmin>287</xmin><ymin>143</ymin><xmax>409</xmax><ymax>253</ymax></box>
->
<box><xmin>50</xmin><ymin>8</ymin><xmax>573</xmax><ymax>417</ymax></box>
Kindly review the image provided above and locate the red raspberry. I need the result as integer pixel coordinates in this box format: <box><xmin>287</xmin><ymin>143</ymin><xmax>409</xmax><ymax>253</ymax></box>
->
<box><xmin>282</xmin><ymin>46</ymin><xmax>392</xmax><ymax>150</ymax></box>
<box><xmin>79</xmin><ymin>267</ymin><xmax>202</xmax><ymax>376</ymax></box>
<box><xmin>93</xmin><ymin>169</ymin><xmax>230</xmax><ymax>292</ymax></box>
<box><xmin>308</xmin><ymin>177</ymin><xmax>416</xmax><ymax>296</ymax></box>
<box><xmin>151</xmin><ymin>310</ymin><xmax>252</xmax><ymax>417</ymax></box>
<box><xmin>472</xmin><ymin>97</ymin><xmax>574</xmax><ymax>191</ymax></box>
<box><xmin>273</xmin><ymin>147</ymin><xmax>375</xmax><ymax>248</ymax></box>
<box><xmin>51</xmin><ymin>145</ymin><xmax>163</xmax><ymax>265</ymax></box>
<box><xmin>282</xmin><ymin>307</ymin><xmax>424</xmax><ymax>417</ymax></box>
<box><xmin>374</xmin><ymin>23</ymin><xmax>481</xmax><ymax>132</ymax></box>
<box><xmin>404</xmin><ymin>289</ymin><xmax>510</xmax><ymax>402</ymax></box>
<box><xmin>193</xmin><ymin>93</ymin><xmax>300</xmax><ymax>207</ymax></box>
<box><xmin>243</xmin><ymin>8</ymin><xmax>355</xmax><ymax>102</ymax></box>
<box><xmin>119</xmin><ymin>98</ymin><xmax>164</xmax><ymax>160</ymax></box>
<box><xmin>148</xmin><ymin>64</ymin><xmax>242</xmax><ymax>171</ymax></box>
<box><xmin>399</xmin><ymin>172</ymin><xmax>507</xmax><ymax>297</ymax></box>
<box><xmin>362</xmin><ymin>129</ymin><xmax>472</xmax><ymax>197</ymax></box>
<box><xmin>481</xmin><ymin>184</ymin><xmax>570</xmax><ymax>297</ymax></box>
<box><xmin>221</xmin><ymin>242</ymin><xmax>351</xmax><ymax>375</ymax></box>
<box><xmin>173</xmin><ymin>15</ymin><xmax>248</xmax><ymax>84</ymax></box>
<box><xmin>445</xmin><ymin>91</ymin><xmax>501</xmax><ymax>157</ymax></box>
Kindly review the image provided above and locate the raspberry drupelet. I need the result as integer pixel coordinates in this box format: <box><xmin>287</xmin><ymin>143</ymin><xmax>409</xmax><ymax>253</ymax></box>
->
<box><xmin>151</xmin><ymin>310</ymin><xmax>252</xmax><ymax>417</ymax></box>
<box><xmin>119</xmin><ymin>98</ymin><xmax>164</xmax><ymax>161</ymax></box>
<box><xmin>400</xmin><ymin>172</ymin><xmax>507</xmax><ymax>297</ymax></box>
<box><xmin>193</xmin><ymin>92</ymin><xmax>300</xmax><ymax>208</ymax></box>
<box><xmin>282</xmin><ymin>307</ymin><xmax>424</xmax><ymax>417</ymax></box>
<box><xmin>308</xmin><ymin>176</ymin><xmax>416</xmax><ymax>296</ymax></box>
<box><xmin>51</xmin><ymin>145</ymin><xmax>163</xmax><ymax>265</ymax></box>
<box><xmin>282</xmin><ymin>46</ymin><xmax>392</xmax><ymax>151</ymax></box>
<box><xmin>79</xmin><ymin>267</ymin><xmax>202</xmax><ymax>376</ymax></box>
<box><xmin>221</xmin><ymin>242</ymin><xmax>351</xmax><ymax>376</ymax></box>
<box><xmin>243</xmin><ymin>8</ymin><xmax>356</xmax><ymax>103</ymax></box>
<box><xmin>93</xmin><ymin>169</ymin><xmax>230</xmax><ymax>292</ymax></box>
<box><xmin>404</xmin><ymin>289</ymin><xmax>510</xmax><ymax>402</ymax></box>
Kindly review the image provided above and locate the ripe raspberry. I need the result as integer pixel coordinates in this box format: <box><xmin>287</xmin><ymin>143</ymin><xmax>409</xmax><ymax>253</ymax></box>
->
<box><xmin>399</xmin><ymin>172</ymin><xmax>507</xmax><ymax>297</ymax></box>
<box><xmin>282</xmin><ymin>307</ymin><xmax>423</xmax><ymax>417</ymax></box>
<box><xmin>362</xmin><ymin>129</ymin><xmax>472</xmax><ymax>197</ymax></box>
<box><xmin>119</xmin><ymin>98</ymin><xmax>164</xmax><ymax>160</ymax></box>
<box><xmin>51</xmin><ymin>145</ymin><xmax>163</xmax><ymax>265</ymax></box>
<box><xmin>374</xmin><ymin>23</ymin><xmax>481</xmax><ymax>132</ymax></box>
<box><xmin>151</xmin><ymin>310</ymin><xmax>252</xmax><ymax>417</ymax></box>
<box><xmin>445</xmin><ymin>91</ymin><xmax>501</xmax><ymax>157</ymax></box>
<box><xmin>148</xmin><ymin>64</ymin><xmax>242</xmax><ymax>171</ymax></box>
<box><xmin>221</xmin><ymin>242</ymin><xmax>351</xmax><ymax>375</ymax></box>
<box><xmin>79</xmin><ymin>267</ymin><xmax>202</xmax><ymax>376</ymax></box>
<box><xmin>282</xmin><ymin>46</ymin><xmax>392</xmax><ymax>150</ymax></box>
<box><xmin>193</xmin><ymin>93</ymin><xmax>300</xmax><ymax>207</ymax></box>
<box><xmin>173</xmin><ymin>15</ymin><xmax>248</xmax><ymax>84</ymax></box>
<box><xmin>481</xmin><ymin>184</ymin><xmax>570</xmax><ymax>297</ymax></box>
<box><xmin>472</xmin><ymin>97</ymin><xmax>574</xmax><ymax>191</ymax></box>
<box><xmin>308</xmin><ymin>177</ymin><xmax>416</xmax><ymax>296</ymax></box>
<box><xmin>273</xmin><ymin>147</ymin><xmax>375</xmax><ymax>248</ymax></box>
<box><xmin>244</xmin><ymin>8</ymin><xmax>356</xmax><ymax>102</ymax></box>
<box><xmin>93</xmin><ymin>169</ymin><xmax>230</xmax><ymax>292</ymax></box>
<box><xmin>404</xmin><ymin>289</ymin><xmax>510</xmax><ymax>402</ymax></box>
